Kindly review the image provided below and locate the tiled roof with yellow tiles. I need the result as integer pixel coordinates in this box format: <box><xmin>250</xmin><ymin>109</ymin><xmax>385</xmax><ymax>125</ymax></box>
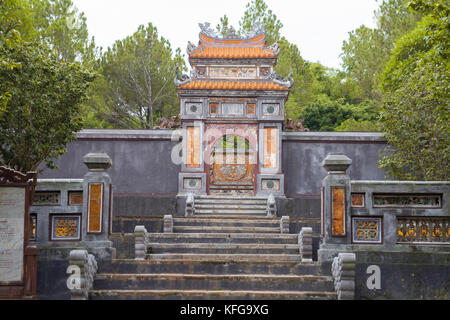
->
<box><xmin>189</xmin><ymin>46</ymin><xmax>277</xmax><ymax>59</ymax></box>
<box><xmin>177</xmin><ymin>79</ymin><xmax>289</xmax><ymax>91</ymax></box>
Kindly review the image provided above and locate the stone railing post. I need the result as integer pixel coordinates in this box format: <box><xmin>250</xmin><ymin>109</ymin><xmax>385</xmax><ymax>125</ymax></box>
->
<box><xmin>134</xmin><ymin>226</ymin><xmax>148</xmax><ymax>260</ymax></box>
<box><xmin>185</xmin><ymin>193</ymin><xmax>195</xmax><ymax>216</ymax></box>
<box><xmin>81</xmin><ymin>152</ymin><xmax>115</xmax><ymax>259</ymax></box>
<box><xmin>331</xmin><ymin>252</ymin><xmax>356</xmax><ymax>300</ymax></box>
<box><xmin>298</xmin><ymin>227</ymin><xmax>313</xmax><ymax>262</ymax></box>
<box><xmin>280</xmin><ymin>216</ymin><xmax>290</xmax><ymax>233</ymax></box>
<box><xmin>67</xmin><ymin>250</ymin><xmax>98</xmax><ymax>300</ymax></box>
<box><xmin>267</xmin><ymin>193</ymin><xmax>277</xmax><ymax>217</ymax></box>
<box><xmin>164</xmin><ymin>215</ymin><xmax>174</xmax><ymax>233</ymax></box>
<box><xmin>320</xmin><ymin>154</ymin><xmax>352</xmax><ymax>247</ymax></box>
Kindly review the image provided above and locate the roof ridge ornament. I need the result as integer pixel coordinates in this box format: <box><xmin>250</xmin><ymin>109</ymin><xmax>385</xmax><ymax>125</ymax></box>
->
<box><xmin>199</xmin><ymin>22</ymin><xmax>218</xmax><ymax>38</ymax></box>
<box><xmin>241</xmin><ymin>22</ymin><xmax>265</xmax><ymax>39</ymax></box>
<box><xmin>265</xmin><ymin>70</ymin><xmax>294</xmax><ymax>88</ymax></box>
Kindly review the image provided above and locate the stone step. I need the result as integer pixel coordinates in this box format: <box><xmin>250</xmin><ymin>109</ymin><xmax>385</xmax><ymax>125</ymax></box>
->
<box><xmin>195</xmin><ymin>204</ymin><xmax>268</xmax><ymax>209</ymax></box>
<box><xmin>195</xmin><ymin>199</ymin><xmax>267</xmax><ymax>205</ymax></box>
<box><xmin>194</xmin><ymin>209</ymin><xmax>267</xmax><ymax>215</ymax></box>
<box><xmin>98</xmin><ymin>259</ymin><xmax>320</xmax><ymax>275</ymax></box>
<box><xmin>147</xmin><ymin>233</ymin><xmax>298</xmax><ymax>245</ymax></box>
<box><xmin>195</xmin><ymin>195</ymin><xmax>267</xmax><ymax>200</ymax></box>
<box><xmin>173</xmin><ymin>226</ymin><xmax>280</xmax><ymax>233</ymax></box>
<box><xmin>93</xmin><ymin>273</ymin><xmax>334</xmax><ymax>292</ymax></box>
<box><xmin>146</xmin><ymin>253</ymin><xmax>302</xmax><ymax>263</ymax></box>
<box><xmin>147</xmin><ymin>243</ymin><xmax>299</xmax><ymax>254</ymax></box>
<box><xmin>90</xmin><ymin>289</ymin><xmax>336</xmax><ymax>300</ymax></box>
<box><xmin>175</xmin><ymin>215</ymin><xmax>274</xmax><ymax>219</ymax></box>
<box><xmin>173</xmin><ymin>218</ymin><xmax>279</xmax><ymax>228</ymax></box>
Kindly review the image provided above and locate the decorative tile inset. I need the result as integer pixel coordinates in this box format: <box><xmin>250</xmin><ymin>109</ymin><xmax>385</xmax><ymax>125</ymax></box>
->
<box><xmin>183</xmin><ymin>178</ymin><xmax>202</xmax><ymax>190</ymax></box>
<box><xmin>351</xmin><ymin>193</ymin><xmax>365</xmax><ymax>208</ymax></box>
<box><xmin>261</xmin><ymin>179</ymin><xmax>280</xmax><ymax>191</ymax></box>
<box><xmin>185</xmin><ymin>102</ymin><xmax>203</xmax><ymax>115</ymax></box>
<box><xmin>332</xmin><ymin>187</ymin><xmax>345</xmax><ymax>236</ymax></box>
<box><xmin>33</xmin><ymin>191</ymin><xmax>60</xmax><ymax>206</ymax></box>
<box><xmin>373</xmin><ymin>194</ymin><xmax>441</xmax><ymax>208</ymax></box>
<box><xmin>397</xmin><ymin>217</ymin><xmax>449</xmax><ymax>244</ymax></box>
<box><xmin>352</xmin><ymin>217</ymin><xmax>382</xmax><ymax>244</ymax></box>
<box><xmin>262</xmin><ymin>103</ymin><xmax>280</xmax><ymax>115</ymax></box>
<box><xmin>51</xmin><ymin>215</ymin><xmax>81</xmax><ymax>241</ymax></box>
<box><xmin>68</xmin><ymin>191</ymin><xmax>83</xmax><ymax>206</ymax></box>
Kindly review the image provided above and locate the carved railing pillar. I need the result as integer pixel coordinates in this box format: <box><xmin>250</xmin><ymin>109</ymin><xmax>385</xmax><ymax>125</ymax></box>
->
<box><xmin>320</xmin><ymin>154</ymin><xmax>352</xmax><ymax>246</ymax></box>
<box><xmin>134</xmin><ymin>226</ymin><xmax>148</xmax><ymax>260</ymax></box>
<box><xmin>280</xmin><ymin>216</ymin><xmax>289</xmax><ymax>234</ymax></box>
<box><xmin>298</xmin><ymin>227</ymin><xmax>313</xmax><ymax>262</ymax></box>
<box><xmin>331</xmin><ymin>252</ymin><xmax>356</xmax><ymax>300</ymax></box>
<box><xmin>164</xmin><ymin>215</ymin><xmax>174</xmax><ymax>233</ymax></box>
<box><xmin>185</xmin><ymin>193</ymin><xmax>195</xmax><ymax>216</ymax></box>
<box><xmin>67</xmin><ymin>250</ymin><xmax>98</xmax><ymax>300</ymax></box>
<box><xmin>267</xmin><ymin>193</ymin><xmax>277</xmax><ymax>217</ymax></box>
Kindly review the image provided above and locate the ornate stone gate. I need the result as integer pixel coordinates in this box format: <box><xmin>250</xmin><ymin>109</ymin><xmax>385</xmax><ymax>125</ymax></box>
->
<box><xmin>176</xmin><ymin>23</ymin><xmax>292</xmax><ymax>197</ymax></box>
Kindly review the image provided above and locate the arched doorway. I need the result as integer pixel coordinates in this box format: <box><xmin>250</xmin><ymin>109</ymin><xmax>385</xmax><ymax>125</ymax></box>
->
<box><xmin>208</xmin><ymin>135</ymin><xmax>256</xmax><ymax>196</ymax></box>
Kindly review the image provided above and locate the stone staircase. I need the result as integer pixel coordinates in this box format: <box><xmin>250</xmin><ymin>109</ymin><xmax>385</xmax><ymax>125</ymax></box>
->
<box><xmin>89</xmin><ymin>196</ymin><xmax>336</xmax><ymax>300</ymax></box>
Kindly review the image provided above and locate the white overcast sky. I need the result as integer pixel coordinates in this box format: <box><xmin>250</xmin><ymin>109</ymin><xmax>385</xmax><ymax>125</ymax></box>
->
<box><xmin>71</xmin><ymin>0</ymin><xmax>379</xmax><ymax>70</ymax></box>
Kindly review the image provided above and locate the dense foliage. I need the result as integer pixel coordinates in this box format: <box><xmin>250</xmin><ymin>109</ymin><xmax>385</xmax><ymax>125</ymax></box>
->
<box><xmin>378</xmin><ymin>0</ymin><xmax>449</xmax><ymax>180</ymax></box>
<box><xmin>0</xmin><ymin>42</ymin><xmax>95</xmax><ymax>172</ymax></box>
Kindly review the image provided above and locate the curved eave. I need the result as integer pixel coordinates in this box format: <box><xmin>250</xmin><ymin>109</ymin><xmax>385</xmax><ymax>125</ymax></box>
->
<box><xmin>176</xmin><ymin>79</ymin><xmax>290</xmax><ymax>91</ymax></box>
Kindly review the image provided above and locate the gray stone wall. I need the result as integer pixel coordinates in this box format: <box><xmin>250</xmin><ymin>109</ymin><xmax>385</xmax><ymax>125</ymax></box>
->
<box><xmin>282</xmin><ymin>132</ymin><xmax>388</xmax><ymax>196</ymax></box>
<box><xmin>37</xmin><ymin>130</ymin><xmax>389</xmax><ymax>217</ymax></box>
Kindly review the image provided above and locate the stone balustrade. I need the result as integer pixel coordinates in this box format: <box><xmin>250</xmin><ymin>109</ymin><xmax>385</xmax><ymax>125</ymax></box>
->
<box><xmin>298</xmin><ymin>227</ymin><xmax>313</xmax><ymax>262</ymax></box>
<box><xmin>68</xmin><ymin>250</ymin><xmax>98</xmax><ymax>300</ymax></box>
<box><xmin>331</xmin><ymin>252</ymin><xmax>356</xmax><ymax>300</ymax></box>
<box><xmin>267</xmin><ymin>193</ymin><xmax>277</xmax><ymax>217</ymax></box>
<box><xmin>134</xmin><ymin>225</ymin><xmax>149</xmax><ymax>260</ymax></box>
<box><xmin>186</xmin><ymin>193</ymin><xmax>195</xmax><ymax>216</ymax></box>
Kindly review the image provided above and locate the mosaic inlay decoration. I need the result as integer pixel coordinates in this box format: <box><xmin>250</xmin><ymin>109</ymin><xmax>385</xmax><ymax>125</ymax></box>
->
<box><xmin>351</xmin><ymin>193</ymin><xmax>365</xmax><ymax>207</ymax></box>
<box><xmin>373</xmin><ymin>194</ymin><xmax>441</xmax><ymax>208</ymax></box>
<box><xmin>332</xmin><ymin>187</ymin><xmax>346</xmax><ymax>236</ymax></box>
<box><xmin>247</xmin><ymin>103</ymin><xmax>256</xmax><ymax>115</ymax></box>
<box><xmin>33</xmin><ymin>191</ymin><xmax>60</xmax><ymax>205</ymax></box>
<box><xmin>185</xmin><ymin>102</ymin><xmax>202</xmax><ymax>115</ymax></box>
<box><xmin>87</xmin><ymin>183</ymin><xmax>103</xmax><ymax>233</ymax></box>
<box><xmin>352</xmin><ymin>217</ymin><xmax>382</xmax><ymax>243</ymax></box>
<box><xmin>263</xmin><ymin>127</ymin><xmax>278</xmax><ymax>169</ymax></box>
<box><xmin>183</xmin><ymin>178</ymin><xmax>202</xmax><ymax>190</ymax></box>
<box><xmin>210</xmin><ymin>103</ymin><xmax>218</xmax><ymax>115</ymax></box>
<box><xmin>397</xmin><ymin>217</ymin><xmax>450</xmax><ymax>244</ymax></box>
<box><xmin>261</xmin><ymin>179</ymin><xmax>280</xmax><ymax>191</ymax></box>
<box><xmin>262</xmin><ymin>103</ymin><xmax>280</xmax><ymax>115</ymax></box>
<box><xmin>209</xmin><ymin>66</ymin><xmax>257</xmax><ymax>79</ymax></box>
<box><xmin>68</xmin><ymin>191</ymin><xmax>83</xmax><ymax>206</ymax></box>
<box><xmin>51</xmin><ymin>215</ymin><xmax>80</xmax><ymax>240</ymax></box>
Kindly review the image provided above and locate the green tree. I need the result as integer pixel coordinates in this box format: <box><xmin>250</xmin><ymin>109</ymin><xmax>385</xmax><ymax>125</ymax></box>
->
<box><xmin>216</xmin><ymin>15</ymin><xmax>233</xmax><ymax>36</ymax></box>
<box><xmin>98</xmin><ymin>23</ymin><xmax>185</xmax><ymax>129</ymax></box>
<box><xmin>0</xmin><ymin>0</ymin><xmax>34</xmax><ymax>109</ymax></box>
<box><xmin>299</xmin><ymin>97</ymin><xmax>378</xmax><ymax>131</ymax></box>
<box><xmin>27</xmin><ymin>0</ymin><xmax>98</xmax><ymax>64</ymax></box>
<box><xmin>340</xmin><ymin>0</ymin><xmax>422</xmax><ymax>101</ymax></box>
<box><xmin>378</xmin><ymin>0</ymin><xmax>449</xmax><ymax>180</ymax></box>
<box><xmin>239</xmin><ymin>0</ymin><xmax>283</xmax><ymax>45</ymax></box>
<box><xmin>334</xmin><ymin>118</ymin><xmax>381</xmax><ymax>132</ymax></box>
<box><xmin>0</xmin><ymin>42</ymin><xmax>95</xmax><ymax>172</ymax></box>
